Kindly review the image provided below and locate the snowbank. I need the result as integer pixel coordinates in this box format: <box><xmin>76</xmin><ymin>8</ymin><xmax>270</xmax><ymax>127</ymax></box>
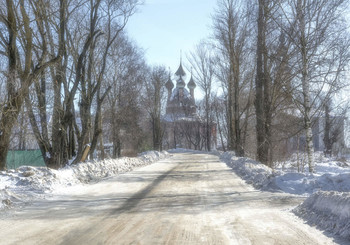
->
<box><xmin>219</xmin><ymin>151</ymin><xmax>350</xmax><ymax>240</ymax></box>
<box><xmin>220</xmin><ymin>152</ymin><xmax>276</xmax><ymax>190</ymax></box>
<box><xmin>272</xmin><ymin>172</ymin><xmax>350</xmax><ymax>195</ymax></box>
<box><xmin>0</xmin><ymin>151</ymin><xmax>169</xmax><ymax>210</ymax></box>
<box><xmin>293</xmin><ymin>191</ymin><xmax>350</xmax><ymax>240</ymax></box>
<box><xmin>70</xmin><ymin>151</ymin><xmax>168</xmax><ymax>182</ymax></box>
<box><xmin>219</xmin><ymin>151</ymin><xmax>350</xmax><ymax>195</ymax></box>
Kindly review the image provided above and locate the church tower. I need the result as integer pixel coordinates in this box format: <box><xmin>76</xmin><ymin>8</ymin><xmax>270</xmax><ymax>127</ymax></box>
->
<box><xmin>163</xmin><ymin>59</ymin><xmax>216</xmax><ymax>150</ymax></box>
<box><xmin>165</xmin><ymin>60</ymin><xmax>197</xmax><ymax>118</ymax></box>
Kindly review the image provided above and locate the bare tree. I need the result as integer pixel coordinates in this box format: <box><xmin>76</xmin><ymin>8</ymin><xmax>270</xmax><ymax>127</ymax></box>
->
<box><xmin>254</xmin><ymin>0</ymin><xmax>301</xmax><ymax>167</ymax></box>
<box><xmin>212</xmin><ymin>94</ymin><xmax>228</xmax><ymax>151</ymax></box>
<box><xmin>88</xmin><ymin>0</ymin><xmax>139</xmax><ymax>159</ymax></box>
<box><xmin>0</xmin><ymin>0</ymin><xmax>65</xmax><ymax>170</ymax></box>
<box><xmin>6</xmin><ymin>0</ymin><xmax>141</xmax><ymax>169</ymax></box>
<box><xmin>212</xmin><ymin>0</ymin><xmax>253</xmax><ymax>156</ymax></box>
<box><xmin>187</xmin><ymin>41</ymin><xmax>215</xmax><ymax>151</ymax></box>
<box><xmin>177</xmin><ymin>117</ymin><xmax>203</xmax><ymax>150</ymax></box>
<box><xmin>255</xmin><ymin>0</ymin><xmax>271</xmax><ymax>166</ymax></box>
<box><xmin>103</xmin><ymin>33</ymin><xmax>146</xmax><ymax>158</ymax></box>
<box><xmin>143</xmin><ymin>66</ymin><xmax>167</xmax><ymax>151</ymax></box>
<box><xmin>277</xmin><ymin>0</ymin><xmax>350</xmax><ymax>172</ymax></box>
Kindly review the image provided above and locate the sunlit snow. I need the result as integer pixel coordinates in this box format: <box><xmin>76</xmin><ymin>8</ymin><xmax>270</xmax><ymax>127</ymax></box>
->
<box><xmin>0</xmin><ymin>151</ymin><xmax>169</xmax><ymax>210</ymax></box>
<box><xmin>1</xmin><ymin>149</ymin><xmax>349</xmax><ymax>240</ymax></box>
<box><xmin>219</xmin><ymin>151</ymin><xmax>350</xmax><ymax>240</ymax></box>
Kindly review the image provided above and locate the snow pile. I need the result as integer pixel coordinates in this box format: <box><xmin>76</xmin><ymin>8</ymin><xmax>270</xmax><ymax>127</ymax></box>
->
<box><xmin>0</xmin><ymin>166</ymin><xmax>62</xmax><ymax>210</ymax></box>
<box><xmin>293</xmin><ymin>191</ymin><xmax>350</xmax><ymax>240</ymax></box>
<box><xmin>220</xmin><ymin>153</ymin><xmax>275</xmax><ymax>190</ymax></box>
<box><xmin>219</xmin><ymin>151</ymin><xmax>350</xmax><ymax>240</ymax></box>
<box><xmin>71</xmin><ymin>151</ymin><xmax>168</xmax><ymax>182</ymax></box>
<box><xmin>272</xmin><ymin>172</ymin><xmax>350</xmax><ymax>195</ymax></box>
<box><xmin>273</xmin><ymin>152</ymin><xmax>350</xmax><ymax>195</ymax></box>
<box><xmin>220</xmin><ymin>151</ymin><xmax>350</xmax><ymax>195</ymax></box>
<box><xmin>0</xmin><ymin>151</ymin><xmax>169</xmax><ymax>210</ymax></box>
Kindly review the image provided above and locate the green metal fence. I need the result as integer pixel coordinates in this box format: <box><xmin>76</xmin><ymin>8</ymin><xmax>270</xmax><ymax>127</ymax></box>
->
<box><xmin>6</xmin><ymin>150</ymin><xmax>45</xmax><ymax>169</ymax></box>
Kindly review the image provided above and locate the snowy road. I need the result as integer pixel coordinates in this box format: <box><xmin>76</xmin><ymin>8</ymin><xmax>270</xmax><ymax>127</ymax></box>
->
<box><xmin>0</xmin><ymin>152</ymin><xmax>340</xmax><ymax>244</ymax></box>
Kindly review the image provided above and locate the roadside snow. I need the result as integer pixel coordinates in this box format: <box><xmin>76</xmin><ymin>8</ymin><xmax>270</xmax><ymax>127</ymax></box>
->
<box><xmin>293</xmin><ymin>191</ymin><xmax>350</xmax><ymax>240</ymax></box>
<box><xmin>219</xmin><ymin>151</ymin><xmax>350</xmax><ymax>240</ymax></box>
<box><xmin>220</xmin><ymin>152</ymin><xmax>275</xmax><ymax>190</ymax></box>
<box><xmin>2</xmin><ymin>148</ymin><xmax>349</xmax><ymax>240</ymax></box>
<box><xmin>0</xmin><ymin>151</ymin><xmax>169</xmax><ymax>210</ymax></box>
<box><xmin>220</xmin><ymin>151</ymin><xmax>350</xmax><ymax>195</ymax></box>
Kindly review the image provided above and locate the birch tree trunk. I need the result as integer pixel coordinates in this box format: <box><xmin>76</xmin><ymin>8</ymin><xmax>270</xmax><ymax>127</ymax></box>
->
<box><xmin>278</xmin><ymin>0</ymin><xmax>350</xmax><ymax>172</ymax></box>
<box><xmin>297</xmin><ymin>0</ymin><xmax>315</xmax><ymax>172</ymax></box>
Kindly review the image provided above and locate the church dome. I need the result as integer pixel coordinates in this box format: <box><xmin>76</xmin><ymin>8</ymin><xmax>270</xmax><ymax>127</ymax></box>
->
<box><xmin>165</xmin><ymin>77</ymin><xmax>174</xmax><ymax>90</ymax></box>
<box><xmin>175</xmin><ymin>62</ymin><xmax>186</xmax><ymax>80</ymax></box>
<box><xmin>187</xmin><ymin>76</ymin><xmax>196</xmax><ymax>89</ymax></box>
<box><xmin>164</xmin><ymin>59</ymin><xmax>197</xmax><ymax>119</ymax></box>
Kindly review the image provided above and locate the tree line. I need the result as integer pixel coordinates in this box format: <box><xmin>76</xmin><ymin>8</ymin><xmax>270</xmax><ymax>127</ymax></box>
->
<box><xmin>0</xmin><ymin>0</ymin><xmax>349</xmax><ymax>171</ymax></box>
<box><xmin>0</xmin><ymin>0</ymin><xmax>171</xmax><ymax>170</ymax></box>
<box><xmin>189</xmin><ymin>0</ymin><xmax>350</xmax><ymax>171</ymax></box>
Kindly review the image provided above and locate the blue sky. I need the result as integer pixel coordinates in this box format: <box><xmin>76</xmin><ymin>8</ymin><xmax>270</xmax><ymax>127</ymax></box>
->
<box><xmin>126</xmin><ymin>0</ymin><xmax>217</xmax><ymax>74</ymax></box>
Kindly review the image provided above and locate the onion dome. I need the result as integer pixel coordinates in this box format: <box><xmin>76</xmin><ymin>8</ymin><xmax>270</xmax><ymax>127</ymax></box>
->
<box><xmin>165</xmin><ymin>77</ymin><xmax>174</xmax><ymax>90</ymax></box>
<box><xmin>187</xmin><ymin>75</ymin><xmax>196</xmax><ymax>90</ymax></box>
<box><xmin>175</xmin><ymin>62</ymin><xmax>186</xmax><ymax>79</ymax></box>
<box><xmin>177</xmin><ymin>76</ymin><xmax>186</xmax><ymax>88</ymax></box>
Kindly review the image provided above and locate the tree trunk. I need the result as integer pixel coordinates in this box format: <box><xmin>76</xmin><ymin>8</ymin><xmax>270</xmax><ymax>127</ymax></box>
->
<box><xmin>255</xmin><ymin>0</ymin><xmax>268</xmax><ymax>165</ymax></box>
<box><xmin>323</xmin><ymin>102</ymin><xmax>332</xmax><ymax>157</ymax></box>
<box><xmin>297</xmin><ymin>0</ymin><xmax>314</xmax><ymax>173</ymax></box>
<box><xmin>99</xmin><ymin>129</ymin><xmax>105</xmax><ymax>160</ymax></box>
<box><xmin>206</xmin><ymin>98</ymin><xmax>211</xmax><ymax>152</ymax></box>
<box><xmin>90</xmin><ymin>108</ymin><xmax>102</xmax><ymax>160</ymax></box>
<box><xmin>227</xmin><ymin>71</ymin><xmax>235</xmax><ymax>151</ymax></box>
<box><xmin>51</xmin><ymin>57</ymin><xmax>70</xmax><ymax>169</ymax></box>
<box><xmin>90</xmin><ymin>86</ymin><xmax>111</xmax><ymax>159</ymax></box>
<box><xmin>111</xmin><ymin>102</ymin><xmax>121</xmax><ymax>158</ymax></box>
<box><xmin>113</xmin><ymin>138</ymin><xmax>121</xmax><ymax>158</ymax></box>
<box><xmin>264</xmin><ymin>61</ymin><xmax>272</xmax><ymax>167</ymax></box>
<box><xmin>153</xmin><ymin>116</ymin><xmax>162</xmax><ymax>151</ymax></box>
<box><xmin>234</xmin><ymin>64</ymin><xmax>244</xmax><ymax>156</ymax></box>
<box><xmin>0</xmin><ymin>0</ymin><xmax>18</xmax><ymax>170</ymax></box>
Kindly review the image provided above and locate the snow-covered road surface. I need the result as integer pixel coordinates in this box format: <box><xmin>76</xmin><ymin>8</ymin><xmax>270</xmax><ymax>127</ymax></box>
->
<box><xmin>0</xmin><ymin>152</ymin><xmax>342</xmax><ymax>244</ymax></box>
